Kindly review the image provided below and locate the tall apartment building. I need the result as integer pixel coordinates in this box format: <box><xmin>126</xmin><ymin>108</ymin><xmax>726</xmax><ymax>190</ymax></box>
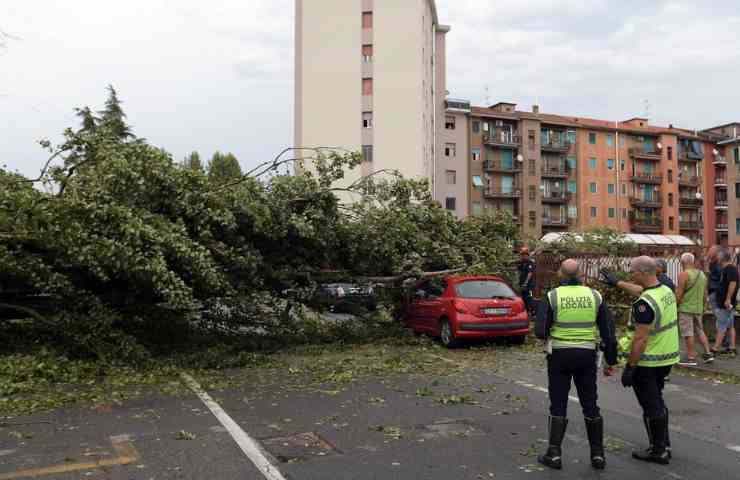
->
<box><xmin>294</xmin><ymin>0</ymin><xmax>449</xmax><ymax>203</ymax></box>
<box><xmin>442</xmin><ymin>100</ymin><xmax>738</xmax><ymax>245</ymax></box>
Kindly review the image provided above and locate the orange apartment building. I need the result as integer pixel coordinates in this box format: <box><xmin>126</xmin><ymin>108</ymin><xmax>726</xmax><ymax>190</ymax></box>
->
<box><xmin>443</xmin><ymin>100</ymin><xmax>739</xmax><ymax>245</ymax></box>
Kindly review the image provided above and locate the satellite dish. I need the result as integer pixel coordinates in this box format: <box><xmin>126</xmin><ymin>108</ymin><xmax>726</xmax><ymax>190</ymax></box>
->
<box><xmin>695</xmin><ymin>192</ymin><xmax>703</xmax><ymax>200</ymax></box>
<box><xmin>517</xmin><ymin>154</ymin><xmax>524</xmax><ymax>163</ymax></box>
<box><xmin>657</xmin><ymin>142</ymin><xmax>663</xmax><ymax>149</ymax></box>
<box><xmin>713</xmin><ymin>149</ymin><xmax>719</xmax><ymax>156</ymax></box>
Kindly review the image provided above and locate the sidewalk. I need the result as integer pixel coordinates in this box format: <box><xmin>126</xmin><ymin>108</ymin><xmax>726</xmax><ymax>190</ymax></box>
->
<box><xmin>677</xmin><ymin>347</ymin><xmax>740</xmax><ymax>379</ymax></box>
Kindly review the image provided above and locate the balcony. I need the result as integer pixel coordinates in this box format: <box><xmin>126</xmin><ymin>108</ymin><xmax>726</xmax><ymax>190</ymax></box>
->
<box><xmin>483</xmin><ymin>160</ymin><xmax>522</xmax><ymax>173</ymax></box>
<box><xmin>541</xmin><ymin>165</ymin><xmax>569</xmax><ymax>178</ymax></box>
<box><xmin>716</xmin><ymin>223</ymin><xmax>729</xmax><ymax>231</ymax></box>
<box><xmin>542</xmin><ymin>217</ymin><xmax>571</xmax><ymax>228</ymax></box>
<box><xmin>629</xmin><ymin>147</ymin><xmax>662</xmax><ymax>161</ymax></box>
<box><xmin>541</xmin><ymin>191</ymin><xmax>570</xmax><ymax>204</ymax></box>
<box><xmin>631</xmin><ymin>173</ymin><xmax>663</xmax><ymax>184</ymax></box>
<box><xmin>678</xmin><ymin>151</ymin><xmax>703</xmax><ymax>162</ymax></box>
<box><xmin>715</xmin><ymin>176</ymin><xmax>727</xmax><ymax>186</ymax></box>
<box><xmin>630</xmin><ymin>216</ymin><xmax>663</xmax><ymax>233</ymax></box>
<box><xmin>679</xmin><ymin>197</ymin><xmax>703</xmax><ymax>208</ymax></box>
<box><xmin>678</xmin><ymin>176</ymin><xmax>700</xmax><ymax>187</ymax></box>
<box><xmin>715</xmin><ymin>199</ymin><xmax>728</xmax><ymax>209</ymax></box>
<box><xmin>483</xmin><ymin>128</ymin><xmax>521</xmax><ymax>149</ymax></box>
<box><xmin>484</xmin><ymin>187</ymin><xmax>521</xmax><ymax>199</ymax></box>
<box><xmin>713</xmin><ymin>155</ymin><xmax>727</xmax><ymax>165</ymax></box>
<box><xmin>541</xmin><ymin>140</ymin><xmax>571</xmax><ymax>153</ymax></box>
<box><xmin>679</xmin><ymin>221</ymin><xmax>702</xmax><ymax>230</ymax></box>
<box><xmin>630</xmin><ymin>195</ymin><xmax>662</xmax><ymax>209</ymax></box>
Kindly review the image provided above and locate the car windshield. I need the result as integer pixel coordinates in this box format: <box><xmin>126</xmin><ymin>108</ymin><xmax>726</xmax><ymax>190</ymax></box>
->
<box><xmin>455</xmin><ymin>280</ymin><xmax>516</xmax><ymax>299</ymax></box>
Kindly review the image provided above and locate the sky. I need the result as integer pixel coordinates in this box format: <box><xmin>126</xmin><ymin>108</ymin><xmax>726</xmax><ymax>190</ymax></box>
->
<box><xmin>2</xmin><ymin>0</ymin><xmax>740</xmax><ymax>178</ymax></box>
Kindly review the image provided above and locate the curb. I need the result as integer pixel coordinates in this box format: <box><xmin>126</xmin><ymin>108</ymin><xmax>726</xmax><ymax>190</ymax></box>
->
<box><xmin>674</xmin><ymin>361</ymin><xmax>740</xmax><ymax>381</ymax></box>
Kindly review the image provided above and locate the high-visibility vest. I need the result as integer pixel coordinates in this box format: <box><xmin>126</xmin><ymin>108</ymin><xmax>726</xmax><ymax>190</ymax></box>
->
<box><xmin>548</xmin><ymin>286</ymin><xmax>601</xmax><ymax>343</ymax></box>
<box><xmin>636</xmin><ymin>285</ymin><xmax>680</xmax><ymax>367</ymax></box>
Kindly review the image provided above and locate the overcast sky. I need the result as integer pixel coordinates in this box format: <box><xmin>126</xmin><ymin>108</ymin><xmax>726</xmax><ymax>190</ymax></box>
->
<box><xmin>2</xmin><ymin>0</ymin><xmax>740</xmax><ymax>178</ymax></box>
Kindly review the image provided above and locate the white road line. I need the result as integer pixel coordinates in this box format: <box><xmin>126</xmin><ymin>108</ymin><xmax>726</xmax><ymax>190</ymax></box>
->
<box><xmin>180</xmin><ymin>373</ymin><xmax>287</xmax><ymax>480</ymax></box>
<box><xmin>513</xmin><ymin>378</ymin><xmax>740</xmax><ymax>456</ymax></box>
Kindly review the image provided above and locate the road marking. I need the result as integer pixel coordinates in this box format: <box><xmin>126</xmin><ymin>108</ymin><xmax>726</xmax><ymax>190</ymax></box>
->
<box><xmin>0</xmin><ymin>435</ymin><xmax>138</xmax><ymax>480</ymax></box>
<box><xmin>180</xmin><ymin>372</ymin><xmax>287</xmax><ymax>480</ymax></box>
<box><xmin>512</xmin><ymin>379</ymin><xmax>740</xmax><ymax>457</ymax></box>
<box><xmin>514</xmin><ymin>380</ymin><xmax>579</xmax><ymax>402</ymax></box>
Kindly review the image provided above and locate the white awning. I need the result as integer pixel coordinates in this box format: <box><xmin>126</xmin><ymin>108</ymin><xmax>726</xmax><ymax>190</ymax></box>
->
<box><xmin>540</xmin><ymin>232</ymin><xmax>696</xmax><ymax>246</ymax></box>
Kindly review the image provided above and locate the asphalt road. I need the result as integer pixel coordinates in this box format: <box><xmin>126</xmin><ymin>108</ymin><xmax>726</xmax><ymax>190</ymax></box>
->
<box><xmin>1</xmin><ymin>350</ymin><xmax>739</xmax><ymax>480</ymax></box>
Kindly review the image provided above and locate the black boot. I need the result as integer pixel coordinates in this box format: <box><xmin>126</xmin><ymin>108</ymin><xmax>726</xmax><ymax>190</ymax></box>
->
<box><xmin>664</xmin><ymin>408</ymin><xmax>672</xmax><ymax>459</ymax></box>
<box><xmin>633</xmin><ymin>416</ymin><xmax>670</xmax><ymax>465</ymax></box>
<box><xmin>538</xmin><ymin>416</ymin><xmax>568</xmax><ymax>470</ymax></box>
<box><xmin>585</xmin><ymin>416</ymin><xmax>605</xmax><ymax>469</ymax></box>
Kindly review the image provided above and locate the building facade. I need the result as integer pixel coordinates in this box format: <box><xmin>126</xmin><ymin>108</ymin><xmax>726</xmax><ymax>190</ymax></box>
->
<box><xmin>442</xmin><ymin>100</ymin><xmax>739</xmax><ymax>245</ymax></box>
<box><xmin>294</xmin><ymin>0</ymin><xmax>449</xmax><ymax>203</ymax></box>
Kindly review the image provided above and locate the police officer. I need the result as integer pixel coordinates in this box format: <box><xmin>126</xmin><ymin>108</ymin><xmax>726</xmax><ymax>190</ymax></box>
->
<box><xmin>535</xmin><ymin>259</ymin><xmax>618</xmax><ymax>470</ymax></box>
<box><xmin>619</xmin><ymin>256</ymin><xmax>679</xmax><ymax>465</ymax></box>
<box><xmin>518</xmin><ymin>247</ymin><xmax>536</xmax><ymax>315</ymax></box>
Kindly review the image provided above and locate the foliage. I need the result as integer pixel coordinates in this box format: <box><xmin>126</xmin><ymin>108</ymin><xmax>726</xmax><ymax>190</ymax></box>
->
<box><xmin>536</xmin><ymin>227</ymin><xmax>638</xmax><ymax>257</ymax></box>
<box><xmin>0</xmin><ymin>88</ymin><xmax>520</xmax><ymax>363</ymax></box>
<box><xmin>208</xmin><ymin>151</ymin><xmax>242</xmax><ymax>183</ymax></box>
<box><xmin>182</xmin><ymin>151</ymin><xmax>204</xmax><ymax>172</ymax></box>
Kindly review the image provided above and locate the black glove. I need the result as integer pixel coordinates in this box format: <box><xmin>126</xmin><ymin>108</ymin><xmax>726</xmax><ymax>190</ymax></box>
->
<box><xmin>621</xmin><ymin>364</ymin><xmax>636</xmax><ymax>388</ymax></box>
<box><xmin>599</xmin><ymin>268</ymin><xmax>619</xmax><ymax>287</ymax></box>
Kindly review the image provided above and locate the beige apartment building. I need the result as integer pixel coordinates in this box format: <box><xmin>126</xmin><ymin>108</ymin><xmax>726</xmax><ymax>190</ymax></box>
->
<box><xmin>295</xmin><ymin>0</ymin><xmax>449</xmax><ymax>203</ymax></box>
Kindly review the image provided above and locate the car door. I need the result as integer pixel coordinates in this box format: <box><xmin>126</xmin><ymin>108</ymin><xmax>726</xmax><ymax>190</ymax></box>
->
<box><xmin>405</xmin><ymin>282</ymin><xmax>427</xmax><ymax>330</ymax></box>
<box><xmin>419</xmin><ymin>280</ymin><xmax>447</xmax><ymax>333</ymax></box>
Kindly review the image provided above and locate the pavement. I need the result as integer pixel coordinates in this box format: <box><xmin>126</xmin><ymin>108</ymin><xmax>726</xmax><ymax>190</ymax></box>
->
<box><xmin>1</xmin><ymin>346</ymin><xmax>739</xmax><ymax>480</ymax></box>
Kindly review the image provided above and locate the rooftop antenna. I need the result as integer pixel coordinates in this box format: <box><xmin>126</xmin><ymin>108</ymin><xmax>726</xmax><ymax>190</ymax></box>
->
<box><xmin>484</xmin><ymin>85</ymin><xmax>490</xmax><ymax>106</ymax></box>
<box><xmin>643</xmin><ymin>99</ymin><xmax>650</xmax><ymax>120</ymax></box>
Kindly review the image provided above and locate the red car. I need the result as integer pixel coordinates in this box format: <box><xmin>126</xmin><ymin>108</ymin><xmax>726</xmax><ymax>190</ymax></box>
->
<box><xmin>402</xmin><ymin>275</ymin><xmax>529</xmax><ymax>348</ymax></box>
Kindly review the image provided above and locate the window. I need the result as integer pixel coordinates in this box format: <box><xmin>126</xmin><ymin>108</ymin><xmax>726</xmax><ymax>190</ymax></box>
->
<box><xmin>483</xmin><ymin>122</ymin><xmax>489</xmax><ymax>132</ymax></box>
<box><xmin>669</xmin><ymin>217</ymin><xmax>674</xmax><ymax>230</ymax></box>
<box><xmin>472</xmin><ymin>121</ymin><xmax>480</xmax><ymax>133</ymax></box>
<box><xmin>607</xmin><ymin>134</ymin><xmax>614</xmax><ymax>147</ymax></box>
<box><xmin>621</xmin><ymin>183</ymin><xmax>627</xmax><ymax>195</ymax></box>
<box><xmin>472</xmin><ymin>148</ymin><xmax>481</xmax><ymax>161</ymax></box>
<box><xmin>667</xmin><ymin>146</ymin><xmax>673</xmax><ymax>160</ymax></box>
<box><xmin>528</xmin><ymin>130</ymin><xmax>536</xmax><ymax>151</ymax></box>
<box><xmin>608</xmin><ymin>208</ymin><xmax>615</xmax><ymax>218</ymax></box>
<box><xmin>607</xmin><ymin>159</ymin><xmax>615</xmax><ymax>170</ymax></box>
<box><xmin>529</xmin><ymin>185</ymin><xmax>536</xmax><ymax>200</ymax></box>
<box><xmin>608</xmin><ymin>183</ymin><xmax>615</xmax><ymax>194</ymax></box>
<box><xmin>736</xmin><ymin>218</ymin><xmax>740</xmax><ymax>234</ymax></box>
<box><xmin>445</xmin><ymin>197</ymin><xmax>456</xmax><ymax>211</ymax></box>
<box><xmin>668</xmin><ymin>193</ymin><xmax>673</xmax><ymax>206</ymax></box>
<box><xmin>590</xmin><ymin>207</ymin><xmax>597</xmax><ymax>217</ymax></box>
<box><xmin>567</xmin><ymin>156</ymin><xmax>577</xmax><ymax>170</ymax></box>
<box><xmin>362</xmin><ymin>112</ymin><xmax>373</xmax><ymax>128</ymax></box>
<box><xmin>620</xmin><ymin>159</ymin><xmax>625</xmax><ymax>171</ymax></box>
<box><xmin>567</xmin><ymin>130</ymin><xmax>576</xmax><ymax>145</ymax></box>
<box><xmin>445</xmin><ymin>115</ymin><xmax>455</xmax><ymax>130</ymax></box>
<box><xmin>529</xmin><ymin>210</ymin><xmax>536</xmax><ymax>219</ymax></box>
<box><xmin>589</xmin><ymin>182</ymin><xmax>597</xmax><ymax>193</ymax></box>
<box><xmin>362</xmin><ymin>44</ymin><xmax>373</xmax><ymax>62</ymax></box>
<box><xmin>362</xmin><ymin>145</ymin><xmax>373</xmax><ymax>162</ymax></box>
<box><xmin>568</xmin><ymin>181</ymin><xmax>577</xmax><ymax>193</ymax></box>
<box><xmin>735</xmin><ymin>147</ymin><xmax>740</xmax><ymax>164</ymax></box>
<box><xmin>362</xmin><ymin>78</ymin><xmax>373</xmax><ymax>95</ymax></box>
<box><xmin>568</xmin><ymin>206</ymin><xmax>577</xmax><ymax>218</ymax></box>
<box><xmin>589</xmin><ymin>132</ymin><xmax>597</xmax><ymax>145</ymax></box>
<box><xmin>472</xmin><ymin>202</ymin><xmax>482</xmax><ymax>216</ymax></box>
<box><xmin>622</xmin><ymin>208</ymin><xmax>627</xmax><ymax>219</ymax></box>
<box><xmin>668</xmin><ymin>169</ymin><xmax>672</xmax><ymax>183</ymax></box>
<box><xmin>446</xmin><ymin>170</ymin><xmax>456</xmax><ymax>185</ymax></box>
<box><xmin>444</xmin><ymin>143</ymin><xmax>456</xmax><ymax>157</ymax></box>
<box><xmin>589</xmin><ymin>158</ymin><xmax>597</xmax><ymax>169</ymax></box>
<box><xmin>362</xmin><ymin>11</ymin><xmax>373</xmax><ymax>29</ymax></box>
<box><xmin>472</xmin><ymin>175</ymin><xmax>483</xmax><ymax>188</ymax></box>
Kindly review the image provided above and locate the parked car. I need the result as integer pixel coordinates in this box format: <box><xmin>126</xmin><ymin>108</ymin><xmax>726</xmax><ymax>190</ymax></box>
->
<box><xmin>312</xmin><ymin>283</ymin><xmax>377</xmax><ymax>313</ymax></box>
<box><xmin>400</xmin><ymin>275</ymin><xmax>529</xmax><ymax>348</ymax></box>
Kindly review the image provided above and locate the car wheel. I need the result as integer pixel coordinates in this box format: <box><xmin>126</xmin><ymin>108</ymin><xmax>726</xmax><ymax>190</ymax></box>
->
<box><xmin>440</xmin><ymin>319</ymin><xmax>460</xmax><ymax>349</ymax></box>
<box><xmin>508</xmin><ymin>335</ymin><xmax>527</xmax><ymax>346</ymax></box>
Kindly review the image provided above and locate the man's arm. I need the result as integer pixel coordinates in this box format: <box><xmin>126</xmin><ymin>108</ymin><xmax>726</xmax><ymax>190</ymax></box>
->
<box><xmin>535</xmin><ymin>292</ymin><xmax>551</xmax><ymax>339</ymax></box>
<box><xmin>616</xmin><ymin>280</ymin><xmax>644</xmax><ymax>297</ymax></box>
<box><xmin>628</xmin><ymin>323</ymin><xmax>651</xmax><ymax>366</ymax></box>
<box><xmin>725</xmin><ymin>281</ymin><xmax>737</xmax><ymax>309</ymax></box>
<box><xmin>675</xmin><ymin>271</ymin><xmax>688</xmax><ymax>305</ymax></box>
<box><xmin>523</xmin><ymin>262</ymin><xmax>535</xmax><ymax>287</ymax></box>
<box><xmin>595</xmin><ymin>300</ymin><xmax>618</xmax><ymax>366</ymax></box>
